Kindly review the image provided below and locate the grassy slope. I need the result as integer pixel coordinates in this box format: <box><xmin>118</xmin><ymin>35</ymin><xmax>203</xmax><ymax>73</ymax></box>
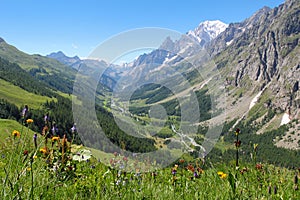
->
<box><xmin>0</xmin><ymin>118</ymin><xmax>299</xmax><ymax>199</ymax></box>
<box><xmin>0</xmin><ymin>78</ymin><xmax>55</xmax><ymax>109</ymax></box>
<box><xmin>0</xmin><ymin>119</ymin><xmax>299</xmax><ymax>199</ymax></box>
<box><xmin>0</xmin><ymin>40</ymin><xmax>77</xmax><ymax>94</ymax></box>
<box><xmin>0</xmin><ymin>40</ymin><xmax>72</xmax><ymax>74</ymax></box>
<box><xmin>0</xmin><ymin>119</ymin><xmax>36</xmax><ymax>143</ymax></box>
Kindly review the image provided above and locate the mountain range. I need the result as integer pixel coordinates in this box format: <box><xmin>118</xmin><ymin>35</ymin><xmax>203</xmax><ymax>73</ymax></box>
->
<box><xmin>47</xmin><ymin>51</ymin><xmax>81</xmax><ymax>66</ymax></box>
<box><xmin>0</xmin><ymin>0</ymin><xmax>299</xmax><ymax>161</ymax></box>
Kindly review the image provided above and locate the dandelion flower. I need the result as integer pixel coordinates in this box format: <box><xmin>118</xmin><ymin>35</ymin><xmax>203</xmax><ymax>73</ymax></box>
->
<box><xmin>27</xmin><ymin>167</ymin><xmax>31</xmax><ymax>171</ymax></box>
<box><xmin>26</xmin><ymin>119</ymin><xmax>34</xmax><ymax>124</ymax></box>
<box><xmin>33</xmin><ymin>155</ymin><xmax>38</xmax><ymax>159</ymax></box>
<box><xmin>12</xmin><ymin>130</ymin><xmax>20</xmax><ymax>137</ymax></box>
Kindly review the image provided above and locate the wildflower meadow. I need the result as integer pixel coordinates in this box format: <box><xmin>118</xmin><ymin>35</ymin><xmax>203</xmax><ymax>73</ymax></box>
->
<box><xmin>0</xmin><ymin>114</ymin><xmax>299</xmax><ymax>199</ymax></box>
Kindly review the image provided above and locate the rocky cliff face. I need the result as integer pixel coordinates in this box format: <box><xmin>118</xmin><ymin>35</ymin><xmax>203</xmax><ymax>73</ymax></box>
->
<box><xmin>210</xmin><ymin>0</ymin><xmax>300</xmax><ymax>119</ymax></box>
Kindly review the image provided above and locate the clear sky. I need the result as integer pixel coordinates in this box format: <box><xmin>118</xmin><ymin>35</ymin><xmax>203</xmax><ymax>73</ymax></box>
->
<box><xmin>0</xmin><ymin>0</ymin><xmax>284</xmax><ymax>58</ymax></box>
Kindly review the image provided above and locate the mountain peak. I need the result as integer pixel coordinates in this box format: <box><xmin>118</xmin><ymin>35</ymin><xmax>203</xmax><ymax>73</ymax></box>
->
<box><xmin>187</xmin><ymin>20</ymin><xmax>228</xmax><ymax>44</ymax></box>
<box><xmin>243</xmin><ymin>6</ymin><xmax>271</xmax><ymax>27</ymax></box>
<box><xmin>0</xmin><ymin>37</ymin><xmax>5</xmax><ymax>43</ymax></box>
<box><xmin>52</xmin><ymin>51</ymin><xmax>65</xmax><ymax>56</ymax></box>
<box><xmin>159</xmin><ymin>36</ymin><xmax>175</xmax><ymax>51</ymax></box>
<box><xmin>47</xmin><ymin>51</ymin><xmax>80</xmax><ymax>66</ymax></box>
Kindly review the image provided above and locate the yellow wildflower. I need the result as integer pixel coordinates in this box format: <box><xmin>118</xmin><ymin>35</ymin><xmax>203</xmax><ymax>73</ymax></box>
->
<box><xmin>40</xmin><ymin>148</ymin><xmax>47</xmax><ymax>154</ymax></box>
<box><xmin>221</xmin><ymin>173</ymin><xmax>227</xmax><ymax>179</ymax></box>
<box><xmin>27</xmin><ymin>167</ymin><xmax>31</xmax><ymax>171</ymax></box>
<box><xmin>217</xmin><ymin>171</ymin><xmax>227</xmax><ymax>179</ymax></box>
<box><xmin>51</xmin><ymin>136</ymin><xmax>60</xmax><ymax>142</ymax></box>
<box><xmin>12</xmin><ymin>130</ymin><xmax>21</xmax><ymax>137</ymax></box>
<box><xmin>26</xmin><ymin>119</ymin><xmax>34</xmax><ymax>124</ymax></box>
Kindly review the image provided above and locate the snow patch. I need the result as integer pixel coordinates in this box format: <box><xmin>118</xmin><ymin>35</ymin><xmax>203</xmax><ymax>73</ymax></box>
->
<box><xmin>280</xmin><ymin>113</ymin><xmax>290</xmax><ymax>126</ymax></box>
<box><xmin>238</xmin><ymin>27</ymin><xmax>246</xmax><ymax>32</ymax></box>
<box><xmin>249</xmin><ymin>91</ymin><xmax>263</xmax><ymax>110</ymax></box>
<box><xmin>226</xmin><ymin>39</ymin><xmax>234</xmax><ymax>46</ymax></box>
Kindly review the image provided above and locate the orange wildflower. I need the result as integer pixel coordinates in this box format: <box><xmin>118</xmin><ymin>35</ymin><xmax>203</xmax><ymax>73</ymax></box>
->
<box><xmin>12</xmin><ymin>130</ymin><xmax>20</xmax><ymax>137</ymax></box>
<box><xmin>51</xmin><ymin>136</ymin><xmax>60</xmax><ymax>142</ymax></box>
<box><xmin>186</xmin><ymin>164</ymin><xmax>195</xmax><ymax>172</ymax></box>
<box><xmin>26</xmin><ymin>119</ymin><xmax>34</xmax><ymax>124</ymax></box>
<box><xmin>40</xmin><ymin>148</ymin><xmax>47</xmax><ymax>154</ymax></box>
<box><xmin>179</xmin><ymin>159</ymin><xmax>185</xmax><ymax>164</ymax></box>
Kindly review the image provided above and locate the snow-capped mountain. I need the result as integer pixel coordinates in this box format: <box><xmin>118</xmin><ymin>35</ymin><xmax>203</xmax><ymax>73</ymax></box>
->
<box><xmin>129</xmin><ymin>20</ymin><xmax>229</xmax><ymax>75</ymax></box>
<box><xmin>187</xmin><ymin>20</ymin><xmax>228</xmax><ymax>45</ymax></box>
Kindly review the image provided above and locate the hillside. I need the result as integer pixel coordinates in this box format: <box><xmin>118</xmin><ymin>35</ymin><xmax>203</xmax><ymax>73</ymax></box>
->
<box><xmin>0</xmin><ymin>119</ymin><xmax>36</xmax><ymax>143</ymax></box>
<box><xmin>0</xmin><ymin>38</ymin><xmax>76</xmax><ymax>94</ymax></box>
<box><xmin>1</xmin><ymin>117</ymin><xmax>299</xmax><ymax>199</ymax></box>
<box><xmin>0</xmin><ymin>79</ymin><xmax>55</xmax><ymax>109</ymax></box>
<box><xmin>0</xmin><ymin>57</ymin><xmax>55</xmax><ymax>97</ymax></box>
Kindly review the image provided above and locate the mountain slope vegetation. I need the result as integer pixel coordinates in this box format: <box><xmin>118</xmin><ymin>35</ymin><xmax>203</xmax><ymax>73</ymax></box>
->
<box><xmin>0</xmin><ymin>38</ymin><xmax>76</xmax><ymax>93</ymax></box>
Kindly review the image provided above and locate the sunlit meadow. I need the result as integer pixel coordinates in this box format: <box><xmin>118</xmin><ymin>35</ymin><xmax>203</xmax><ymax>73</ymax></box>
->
<box><xmin>0</xmin><ymin>117</ymin><xmax>299</xmax><ymax>199</ymax></box>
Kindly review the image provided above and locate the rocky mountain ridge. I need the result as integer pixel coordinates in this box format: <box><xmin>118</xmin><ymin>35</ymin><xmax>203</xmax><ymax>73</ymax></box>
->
<box><xmin>210</xmin><ymin>0</ymin><xmax>299</xmax><ymax>120</ymax></box>
<box><xmin>47</xmin><ymin>51</ymin><xmax>81</xmax><ymax>66</ymax></box>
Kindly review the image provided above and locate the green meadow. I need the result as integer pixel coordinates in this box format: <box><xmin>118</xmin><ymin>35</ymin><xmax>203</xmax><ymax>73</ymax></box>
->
<box><xmin>0</xmin><ymin>118</ymin><xmax>299</xmax><ymax>199</ymax></box>
<box><xmin>0</xmin><ymin>79</ymin><xmax>55</xmax><ymax>109</ymax></box>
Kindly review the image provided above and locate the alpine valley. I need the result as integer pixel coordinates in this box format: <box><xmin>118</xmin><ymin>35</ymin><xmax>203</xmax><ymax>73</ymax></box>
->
<box><xmin>0</xmin><ymin>0</ymin><xmax>299</xmax><ymax>168</ymax></box>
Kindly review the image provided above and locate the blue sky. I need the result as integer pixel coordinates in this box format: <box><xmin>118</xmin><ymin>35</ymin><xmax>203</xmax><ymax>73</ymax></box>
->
<box><xmin>0</xmin><ymin>0</ymin><xmax>284</xmax><ymax>58</ymax></box>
